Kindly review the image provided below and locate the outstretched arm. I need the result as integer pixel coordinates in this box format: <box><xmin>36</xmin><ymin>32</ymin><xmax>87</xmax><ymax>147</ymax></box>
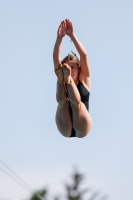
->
<box><xmin>66</xmin><ymin>19</ymin><xmax>90</xmax><ymax>77</ymax></box>
<box><xmin>53</xmin><ymin>21</ymin><xmax>67</xmax><ymax>69</ymax></box>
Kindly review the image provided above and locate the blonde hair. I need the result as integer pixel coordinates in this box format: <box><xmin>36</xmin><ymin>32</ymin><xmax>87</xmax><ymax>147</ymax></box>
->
<box><xmin>61</xmin><ymin>51</ymin><xmax>80</xmax><ymax>66</ymax></box>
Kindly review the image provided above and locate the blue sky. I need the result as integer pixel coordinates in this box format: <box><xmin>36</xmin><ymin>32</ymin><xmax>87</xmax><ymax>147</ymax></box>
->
<box><xmin>0</xmin><ymin>0</ymin><xmax>133</xmax><ymax>200</ymax></box>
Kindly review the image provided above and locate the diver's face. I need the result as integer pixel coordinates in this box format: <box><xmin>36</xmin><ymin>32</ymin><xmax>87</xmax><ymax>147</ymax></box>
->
<box><xmin>65</xmin><ymin>60</ymin><xmax>80</xmax><ymax>80</ymax></box>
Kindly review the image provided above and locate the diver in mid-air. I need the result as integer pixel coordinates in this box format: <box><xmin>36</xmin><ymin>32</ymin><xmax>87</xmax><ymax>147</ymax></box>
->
<box><xmin>53</xmin><ymin>19</ymin><xmax>92</xmax><ymax>138</ymax></box>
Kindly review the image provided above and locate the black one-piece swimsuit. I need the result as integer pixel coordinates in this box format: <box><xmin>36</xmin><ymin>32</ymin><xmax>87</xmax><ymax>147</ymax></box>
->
<box><xmin>69</xmin><ymin>81</ymin><xmax>90</xmax><ymax>137</ymax></box>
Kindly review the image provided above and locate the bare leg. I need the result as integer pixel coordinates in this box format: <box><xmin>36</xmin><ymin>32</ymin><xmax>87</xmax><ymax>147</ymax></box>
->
<box><xmin>70</xmin><ymin>103</ymin><xmax>92</xmax><ymax>138</ymax></box>
<box><xmin>62</xmin><ymin>64</ymin><xmax>81</xmax><ymax>106</ymax></box>
<box><xmin>62</xmin><ymin>64</ymin><xmax>92</xmax><ymax>138</ymax></box>
<box><xmin>55</xmin><ymin>65</ymin><xmax>72</xmax><ymax>137</ymax></box>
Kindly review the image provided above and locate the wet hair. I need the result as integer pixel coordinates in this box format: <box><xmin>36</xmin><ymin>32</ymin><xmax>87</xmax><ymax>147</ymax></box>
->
<box><xmin>61</xmin><ymin>51</ymin><xmax>80</xmax><ymax>66</ymax></box>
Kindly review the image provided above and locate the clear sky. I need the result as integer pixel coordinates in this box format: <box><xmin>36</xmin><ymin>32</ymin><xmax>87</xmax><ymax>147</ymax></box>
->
<box><xmin>0</xmin><ymin>0</ymin><xmax>133</xmax><ymax>200</ymax></box>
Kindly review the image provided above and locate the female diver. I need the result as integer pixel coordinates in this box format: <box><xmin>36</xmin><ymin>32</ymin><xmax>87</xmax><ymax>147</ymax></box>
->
<box><xmin>53</xmin><ymin>19</ymin><xmax>92</xmax><ymax>138</ymax></box>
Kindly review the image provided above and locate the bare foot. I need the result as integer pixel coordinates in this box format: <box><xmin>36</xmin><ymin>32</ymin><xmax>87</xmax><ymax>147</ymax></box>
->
<box><xmin>55</xmin><ymin>63</ymin><xmax>64</xmax><ymax>84</ymax></box>
<box><xmin>62</xmin><ymin>64</ymin><xmax>71</xmax><ymax>84</ymax></box>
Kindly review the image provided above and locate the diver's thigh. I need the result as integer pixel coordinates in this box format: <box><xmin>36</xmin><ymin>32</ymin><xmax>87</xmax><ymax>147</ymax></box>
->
<box><xmin>71</xmin><ymin>102</ymin><xmax>92</xmax><ymax>137</ymax></box>
<box><xmin>55</xmin><ymin>104</ymin><xmax>72</xmax><ymax>137</ymax></box>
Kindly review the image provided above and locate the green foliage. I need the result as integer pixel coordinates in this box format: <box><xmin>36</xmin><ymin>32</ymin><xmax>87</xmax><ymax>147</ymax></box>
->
<box><xmin>29</xmin><ymin>169</ymin><xmax>109</xmax><ymax>200</ymax></box>
<box><xmin>64</xmin><ymin>169</ymin><xmax>88</xmax><ymax>200</ymax></box>
<box><xmin>30</xmin><ymin>189</ymin><xmax>48</xmax><ymax>200</ymax></box>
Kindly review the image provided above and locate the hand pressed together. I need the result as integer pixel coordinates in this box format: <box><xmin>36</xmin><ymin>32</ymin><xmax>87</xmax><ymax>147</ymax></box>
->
<box><xmin>65</xmin><ymin>19</ymin><xmax>74</xmax><ymax>38</ymax></box>
<box><xmin>57</xmin><ymin>20</ymin><xmax>66</xmax><ymax>38</ymax></box>
<box><xmin>57</xmin><ymin>19</ymin><xmax>74</xmax><ymax>39</ymax></box>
